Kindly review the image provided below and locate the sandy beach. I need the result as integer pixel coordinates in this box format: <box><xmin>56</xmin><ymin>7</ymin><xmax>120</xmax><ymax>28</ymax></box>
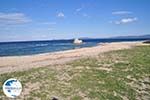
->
<box><xmin>0</xmin><ymin>41</ymin><xmax>144</xmax><ymax>74</ymax></box>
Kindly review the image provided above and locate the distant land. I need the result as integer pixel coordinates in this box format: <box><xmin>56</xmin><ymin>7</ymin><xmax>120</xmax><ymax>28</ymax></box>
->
<box><xmin>0</xmin><ymin>34</ymin><xmax>150</xmax><ymax>43</ymax></box>
<box><xmin>109</xmin><ymin>34</ymin><xmax>150</xmax><ymax>39</ymax></box>
<box><xmin>80</xmin><ymin>34</ymin><xmax>150</xmax><ymax>40</ymax></box>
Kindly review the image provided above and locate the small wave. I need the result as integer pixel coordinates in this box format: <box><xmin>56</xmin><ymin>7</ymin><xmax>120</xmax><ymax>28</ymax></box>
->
<box><xmin>35</xmin><ymin>44</ymin><xmax>49</xmax><ymax>47</ymax></box>
<box><xmin>52</xmin><ymin>43</ymin><xmax>72</xmax><ymax>46</ymax></box>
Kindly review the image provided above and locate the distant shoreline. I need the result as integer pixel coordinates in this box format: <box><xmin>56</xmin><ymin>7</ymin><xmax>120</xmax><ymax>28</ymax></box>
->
<box><xmin>0</xmin><ymin>37</ymin><xmax>149</xmax><ymax>43</ymax></box>
<box><xmin>0</xmin><ymin>41</ymin><xmax>146</xmax><ymax>74</ymax></box>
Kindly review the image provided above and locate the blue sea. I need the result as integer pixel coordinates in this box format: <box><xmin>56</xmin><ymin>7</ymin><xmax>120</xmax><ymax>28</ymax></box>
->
<box><xmin>0</xmin><ymin>38</ymin><xmax>147</xmax><ymax>57</ymax></box>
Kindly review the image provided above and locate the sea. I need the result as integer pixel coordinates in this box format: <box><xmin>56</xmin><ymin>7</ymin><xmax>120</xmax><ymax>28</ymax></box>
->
<box><xmin>0</xmin><ymin>38</ymin><xmax>148</xmax><ymax>57</ymax></box>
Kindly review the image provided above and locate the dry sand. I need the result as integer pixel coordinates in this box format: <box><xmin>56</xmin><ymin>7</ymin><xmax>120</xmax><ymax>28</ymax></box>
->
<box><xmin>0</xmin><ymin>41</ymin><xmax>144</xmax><ymax>74</ymax></box>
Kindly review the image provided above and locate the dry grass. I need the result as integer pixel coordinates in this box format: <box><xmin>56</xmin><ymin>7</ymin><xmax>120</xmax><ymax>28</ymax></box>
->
<box><xmin>0</xmin><ymin>45</ymin><xmax>150</xmax><ymax>100</ymax></box>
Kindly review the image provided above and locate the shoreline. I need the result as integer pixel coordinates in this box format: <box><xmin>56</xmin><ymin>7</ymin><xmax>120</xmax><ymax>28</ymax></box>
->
<box><xmin>0</xmin><ymin>41</ymin><xmax>145</xmax><ymax>74</ymax></box>
<box><xmin>0</xmin><ymin>40</ymin><xmax>145</xmax><ymax>58</ymax></box>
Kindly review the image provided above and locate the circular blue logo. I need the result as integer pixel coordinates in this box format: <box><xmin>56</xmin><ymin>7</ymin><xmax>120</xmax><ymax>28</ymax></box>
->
<box><xmin>3</xmin><ymin>78</ymin><xmax>22</xmax><ymax>98</ymax></box>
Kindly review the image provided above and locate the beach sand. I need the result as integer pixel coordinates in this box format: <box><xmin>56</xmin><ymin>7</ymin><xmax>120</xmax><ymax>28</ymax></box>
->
<box><xmin>0</xmin><ymin>41</ymin><xmax>144</xmax><ymax>74</ymax></box>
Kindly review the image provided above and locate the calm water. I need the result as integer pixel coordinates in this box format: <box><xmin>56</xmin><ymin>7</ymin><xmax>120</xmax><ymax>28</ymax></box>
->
<box><xmin>0</xmin><ymin>38</ymin><xmax>147</xmax><ymax>57</ymax></box>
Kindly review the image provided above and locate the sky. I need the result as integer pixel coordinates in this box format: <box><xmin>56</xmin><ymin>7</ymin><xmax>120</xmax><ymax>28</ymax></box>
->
<box><xmin>0</xmin><ymin>0</ymin><xmax>150</xmax><ymax>42</ymax></box>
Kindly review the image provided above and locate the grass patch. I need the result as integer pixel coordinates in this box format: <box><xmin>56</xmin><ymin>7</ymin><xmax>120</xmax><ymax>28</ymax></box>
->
<box><xmin>0</xmin><ymin>45</ymin><xmax>150</xmax><ymax>100</ymax></box>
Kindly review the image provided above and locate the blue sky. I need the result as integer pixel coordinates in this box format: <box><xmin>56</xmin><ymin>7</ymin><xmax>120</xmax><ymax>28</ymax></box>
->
<box><xmin>0</xmin><ymin>0</ymin><xmax>150</xmax><ymax>42</ymax></box>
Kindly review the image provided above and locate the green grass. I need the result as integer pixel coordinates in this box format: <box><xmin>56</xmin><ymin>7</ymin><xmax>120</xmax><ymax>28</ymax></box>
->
<box><xmin>0</xmin><ymin>45</ymin><xmax>150</xmax><ymax>100</ymax></box>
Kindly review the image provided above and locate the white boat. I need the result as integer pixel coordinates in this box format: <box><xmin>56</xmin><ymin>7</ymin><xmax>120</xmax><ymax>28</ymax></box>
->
<box><xmin>73</xmin><ymin>38</ymin><xmax>83</xmax><ymax>44</ymax></box>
